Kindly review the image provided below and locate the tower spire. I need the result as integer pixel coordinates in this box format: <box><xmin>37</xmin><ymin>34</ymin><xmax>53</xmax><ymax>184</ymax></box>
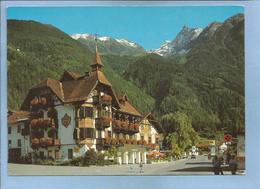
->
<box><xmin>91</xmin><ymin>34</ymin><xmax>103</xmax><ymax>72</ymax></box>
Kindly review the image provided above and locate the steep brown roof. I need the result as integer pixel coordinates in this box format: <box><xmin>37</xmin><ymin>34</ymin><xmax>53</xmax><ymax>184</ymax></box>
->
<box><xmin>8</xmin><ymin>110</ymin><xmax>30</xmax><ymax>125</ymax></box>
<box><xmin>59</xmin><ymin>71</ymin><xmax>82</xmax><ymax>81</ymax></box>
<box><xmin>62</xmin><ymin>75</ymin><xmax>98</xmax><ymax>103</ymax></box>
<box><xmin>31</xmin><ymin>78</ymin><xmax>64</xmax><ymax>101</ymax></box>
<box><xmin>93</xmin><ymin>70</ymin><xmax>112</xmax><ymax>86</ymax></box>
<box><xmin>22</xmin><ymin>68</ymin><xmax>115</xmax><ymax>108</ymax></box>
<box><xmin>118</xmin><ymin>95</ymin><xmax>142</xmax><ymax>117</ymax></box>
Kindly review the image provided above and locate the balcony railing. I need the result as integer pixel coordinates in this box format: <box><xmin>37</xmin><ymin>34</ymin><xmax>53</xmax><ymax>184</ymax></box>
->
<box><xmin>39</xmin><ymin>138</ymin><xmax>53</xmax><ymax>147</ymax></box>
<box><xmin>100</xmin><ymin>138</ymin><xmax>155</xmax><ymax>148</ymax></box>
<box><xmin>95</xmin><ymin>117</ymin><xmax>112</xmax><ymax>130</ymax></box>
<box><xmin>30</xmin><ymin>97</ymin><xmax>51</xmax><ymax>110</ymax></box>
<box><xmin>30</xmin><ymin>118</ymin><xmax>53</xmax><ymax>130</ymax></box>
<box><xmin>112</xmin><ymin>120</ymin><xmax>139</xmax><ymax>134</ymax></box>
<box><xmin>32</xmin><ymin>138</ymin><xmax>60</xmax><ymax>147</ymax></box>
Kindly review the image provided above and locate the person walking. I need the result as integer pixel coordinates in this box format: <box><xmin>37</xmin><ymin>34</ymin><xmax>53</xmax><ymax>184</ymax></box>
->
<box><xmin>212</xmin><ymin>155</ymin><xmax>220</xmax><ymax>175</ymax></box>
<box><xmin>229</xmin><ymin>155</ymin><xmax>238</xmax><ymax>175</ymax></box>
<box><xmin>219</xmin><ymin>156</ymin><xmax>224</xmax><ymax>175</ymax></box>
<box><xmin>139</xmin><ymin>161</ymin><xmax>143</xmax><ymax>173</ymax></box>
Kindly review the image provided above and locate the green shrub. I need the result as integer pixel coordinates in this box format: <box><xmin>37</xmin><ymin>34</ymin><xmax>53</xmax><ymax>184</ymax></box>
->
<box><xmin>83</xmin><ymin>149</ymin><xmax>97</xmax><ymax>166</ymax></box>
<box><xmin>70</xmin><ymin>157</ymin><xmax>83</xmax><ymax>166</ymax></box>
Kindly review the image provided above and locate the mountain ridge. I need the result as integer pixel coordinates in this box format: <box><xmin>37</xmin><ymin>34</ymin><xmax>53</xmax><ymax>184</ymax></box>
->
<box><xmin>71</xmin><ymin>33</ymin><xmax>146</xmax><ymax>57</ymax></box>
<box><xmin>151</xmin><ymin>26</ymin><xmax>203</xmax><ymax>56</ymax></box>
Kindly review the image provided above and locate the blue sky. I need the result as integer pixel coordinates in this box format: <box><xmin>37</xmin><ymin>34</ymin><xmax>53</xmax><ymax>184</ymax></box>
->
<box><xmin>7</xmin><ymin>6</ymin><xmax>244</xmax><ymax>50</ymax></box>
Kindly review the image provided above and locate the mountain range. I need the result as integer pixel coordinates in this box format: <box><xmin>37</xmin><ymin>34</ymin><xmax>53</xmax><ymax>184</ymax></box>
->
<box><xmin>151</xmin><ymin>26</ymin><xmax>203</xmax><ymax>56</ymax></box>
<box><xmin>71</xmin><ymin>22</ymin><xmax>219</xmax><ymax>57</ymax></box>
<box><xmin>71</xmin><ymin>33</ymin><xmax>146</xmax><ymax>56</ymax></box>
<box><xmin>7</xmin><ymin>13</ymin><xmax>244</xmax><ymax>138</ymax></box>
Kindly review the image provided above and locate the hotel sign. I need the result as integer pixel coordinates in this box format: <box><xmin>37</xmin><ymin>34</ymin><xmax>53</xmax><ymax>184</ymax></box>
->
<box><xmin>62</xmin><ymin>113</ymin><xmax>71</xmax><ymax>128</ymax></box>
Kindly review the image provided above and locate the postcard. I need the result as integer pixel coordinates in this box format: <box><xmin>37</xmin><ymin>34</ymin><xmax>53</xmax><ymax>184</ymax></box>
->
<box><xmin>5</xmin><ymin>4</ymin><xmax>245</xmax><ymax>177</ymax></box>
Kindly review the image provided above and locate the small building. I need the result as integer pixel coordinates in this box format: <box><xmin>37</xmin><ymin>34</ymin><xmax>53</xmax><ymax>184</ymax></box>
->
<box><xmin>8</xmin><ymin>43</ymin><xmax>163</xmax><ymax>164</ymax></box>
<box><xmin>7</xmin><ymin>110</ymin><xmax>32</xmax><ymax>162</ymax></box>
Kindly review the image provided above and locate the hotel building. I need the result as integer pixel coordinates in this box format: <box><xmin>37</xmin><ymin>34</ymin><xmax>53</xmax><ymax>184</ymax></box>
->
<box><xmin>8</xmin><ymin>44</ymin><xmax>163</xmax><ymax>164</ymax></box>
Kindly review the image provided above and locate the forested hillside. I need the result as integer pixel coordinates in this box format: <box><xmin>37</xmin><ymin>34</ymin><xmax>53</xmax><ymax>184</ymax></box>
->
<box><xmin>124</xmin><ymin>14</ymin><xmax>244</xmax><ymax>138</ymax></box>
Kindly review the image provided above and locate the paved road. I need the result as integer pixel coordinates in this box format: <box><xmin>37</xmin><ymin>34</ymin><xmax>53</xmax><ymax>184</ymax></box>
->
<box><xmin>8</xmin><ymin>155</ymin><xmax>244</xmax><ymax>176</ymax></box>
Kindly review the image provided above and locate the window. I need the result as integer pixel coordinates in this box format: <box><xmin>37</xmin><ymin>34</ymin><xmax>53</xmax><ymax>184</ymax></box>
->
<box><xmin>55</xmin><ymin>150</ymin><xmax>60</xmax><ymax>159</ymax></box>
<box><xmin>79</xmin><ymin>107</ymin><xmax>93</xmax><ymax>119</ymax></box>
<box><xmin>17</xmin><ymin>139</ymin><xmax>21</xmax><ymax>147</ymax></box>
<box><xmin>148</xmin><ymin>137</ymin><xmax>152</xmax><ymax>144</ymax></box>
<box><xmin>8</xmin><ymin>127</ymin><xmax>11</xmax><ymax>134</ymax></box>
<box><xmin>156</xmin><ymin>138</ymin><xmax>159</xmax><ymax>144</ymax></box>
<box><xmin>79</xmin><ymin>107</ymin><xmax>84</xmax><ymax>118</ymax></box>
<box><xmin>141</xmin><ymin>136</ymin><xmax>144</xmax><ymax>141</ymax></box>
<box><xmin>68</xmin><ymin>149</ymin><xmax>73</xmax><ymax>159</ymax></box>
<box><xmin>17</xmin><ymin>125</ymin><xmax>21</xmax><ymax>133</ymax></box>
<box><xmin>40</xmin><ymin>151</ymin><xmax>44</xmax><ymax>159</ymax></box>
<box><xmin>79</xmin><ymin>128</ymin><xmax>95</xmax><ymax>139</ymax></box>
<box><xmin>85</xmin><ymin>107</ymin><xmax>93</xmax><ymax>118</ymax></box>
<box><xmin>48</xmin><ymin>150</ymin><xmax>52</xmax><ymax>159</ymax></box>
<box><xmin>8</xmin><ymin>140</ymin><xmax>11</xmax><ymax>146</ymax></box>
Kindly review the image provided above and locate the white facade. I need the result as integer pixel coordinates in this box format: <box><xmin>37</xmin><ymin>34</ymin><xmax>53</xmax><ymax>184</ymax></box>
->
<box><xmin>8</xmin><ymin>122</ymin><xmax>32</xmax><ymax>156</ymax></box>
<box><xmin>57</xmin><ymin>104</ymin><xmax>76</xmax><ymax>145</ymax></box>
<box><xmin>56</xmin><ymin>104</ymin><xmax>78</xmax><ymax>160</ymax></box>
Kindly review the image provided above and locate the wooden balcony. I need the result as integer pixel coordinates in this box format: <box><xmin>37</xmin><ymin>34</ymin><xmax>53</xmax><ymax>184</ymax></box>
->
<box><xmin>30</xmin><ymin>118</ymin><xmax>52</xmax><ymax>130</ymax></box>
<box><xmin>92</xmin><ymin>94</ymin><xmax>112</xmax><ymax>105</ymax></box>
<box><xmin>30</xmin><ymin>97</ymin><xmax>51</xmax><ymax>110</ymax></box>
<box><xmin>112</xmin><ymin>120</ymin><xmax>139</xmax><ymax>134</ymax></box>
<box><xmin>103</xmin><ymin>138</ymin><xmax>121</xmax><ymax>146</ymax></box>
<box><xmin>95</xmin><ymin>117</ymin><xmax>111</xmax><ymax>130</ymax></box>
<box><xmin>101</xmin><ymin>138</ymin><xmax>140</xmax><ymax>146</ymax></box>
<box><xmin>39</xmin><ymin>138</ymin><xmax>53</xmax><ymax>147</ymax></box>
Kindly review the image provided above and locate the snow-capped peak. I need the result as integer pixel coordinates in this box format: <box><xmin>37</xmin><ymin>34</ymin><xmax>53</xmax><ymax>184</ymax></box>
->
<box><xmin>98</xmin><ymin>36</ymin><xmax>111</xmax><ymax>42</ymax></box>
<box><xmin>115</xmin><ymin>38</ymin><xmax>138</xmax><ymax>48</ymax></box>
<box><xmin>71</xmin><ymin>33</ymin><xmax>92</xmax><ymax>40</ymax></box>
<box><xmin>71</xmin><ymin>33</ymin><xmax>139</xmax><ymax>48</ymax></box>
<box><xmin>151</xmin><ymin>26</ymin><xmax>203</xmax><ymax>56</ymax></box>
